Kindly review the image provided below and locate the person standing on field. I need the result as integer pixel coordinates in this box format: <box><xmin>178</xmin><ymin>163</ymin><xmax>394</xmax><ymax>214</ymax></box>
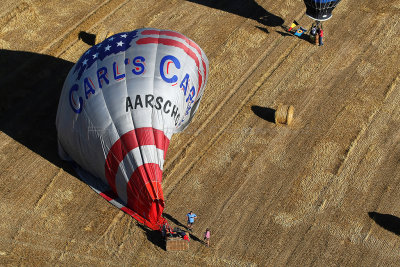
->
<box><xmin>310</xmin><ymin>23</ymin><xmax>317</xmax><ymax>45</ymax></box>
<box><xmin>318</xmin><ymin>23</ymin><xmax>324</xmax><ymax>46</ymax></box>
<box><xmin>204</xmin><ymin>228</ymin><xmax>211</xmax><ymax>247</ymax></box>
<box><xmin>186</xmin><ymin>211</ymin><xmax>197</xmax><ymax>231</ymax></box>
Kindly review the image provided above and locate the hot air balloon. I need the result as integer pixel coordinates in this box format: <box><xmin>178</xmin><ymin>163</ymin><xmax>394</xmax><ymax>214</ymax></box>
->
<box><xmin>302</xmin><ymin>0</ymin><xmax>342</xmax><ymax>46</ymax></box>
<box><xmin>303</xmin><ymin>0</ymin><xmax>342</xmax><ymax>21</ymax></box>
<box><xmin>56</xmin><ymin>28</ymin><xmax>208</xmax><ymax>230</ymax></box>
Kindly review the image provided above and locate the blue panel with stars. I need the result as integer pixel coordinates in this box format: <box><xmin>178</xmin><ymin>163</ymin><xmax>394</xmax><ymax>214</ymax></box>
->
<box><xmin>74</xmin><ymin>31</ymin><xmax>138</xmax><ymax>80</ymax></box>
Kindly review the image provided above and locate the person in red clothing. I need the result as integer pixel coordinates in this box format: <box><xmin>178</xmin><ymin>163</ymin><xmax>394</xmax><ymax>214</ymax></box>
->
<box><xmin>318</xmin><ymin>23</ymin><xmax>324</xmax><ymax>46</ymax></box>
<box><xmin>183</xmin><ymin>232</ymin><xmax>190</xmax><ymax>241</ymax></box>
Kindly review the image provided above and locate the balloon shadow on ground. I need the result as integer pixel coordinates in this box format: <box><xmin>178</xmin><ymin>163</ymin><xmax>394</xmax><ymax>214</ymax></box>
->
<box><xmin>368</xmin><ymin>212</ymin><xmax>400</xmax><ymax>236</ymax></box>
<box><xmin>276</xmin><ymin>30</ymin><xmax>293</xmax><ymax>37</ymax></box>
<box><xmin>0</xmin><ymin>49</ymin><xmax>75</xmax><ymax>175</ymax></box>
<box><xmin>276</xmin><ymin>25</ymin><xmax>296</xmax><ymax>37</ymax></box>
<box><xmin>255</xmin><ymin>26</ymin><xmax>269</xmax><ymax>34</ymax></box>
<box><xmin>251</xmin><ymin>105</ymin><xmax>275</xmax><ymax>123</ymax></box>
<box><xmin>137</xmin><ymin>223</ymin><xmax>166</xmax><ymax>249</ymax></box>
<box><xmin>189</xmin><ymin>232</ymin><xmax>205</xmax><ymax>245</ymax></box>
<box><xmin>163</xmin><ymin>212</ymin><xmax>187</xmax><ymax>229</ymax></box>
<box><xmin>185</xmin><ymin>0</ymin><xmax>284</xmax><ymax>27</ymax></box>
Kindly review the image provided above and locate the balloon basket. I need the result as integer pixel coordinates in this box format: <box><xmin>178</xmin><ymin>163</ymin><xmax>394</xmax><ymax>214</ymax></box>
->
<box><xmin>166</xmin><ymin>236</ymin><xmax>189</xmax><ymax>251</ymax></box>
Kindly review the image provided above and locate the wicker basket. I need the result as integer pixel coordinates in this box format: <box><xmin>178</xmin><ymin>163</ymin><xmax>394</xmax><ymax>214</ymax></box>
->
<box><xmin>166</xmin><ymin>236</ymin><xmax>189</xmax><ymax>251</ymax></box>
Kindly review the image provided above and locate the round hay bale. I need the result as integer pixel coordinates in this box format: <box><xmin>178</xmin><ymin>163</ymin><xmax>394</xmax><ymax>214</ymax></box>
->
<box><xmin>275</xmin><ymin>104</ymin><xmax>294</xmax><ymax>125</ymax></box>
<box><xmin>95</xmin><ymin>31</ymin><xmax>114</xmax><ymax>45</ymax></box>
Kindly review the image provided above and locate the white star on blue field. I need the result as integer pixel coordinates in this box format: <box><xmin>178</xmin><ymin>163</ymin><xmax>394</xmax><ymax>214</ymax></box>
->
<box><xmin>74</xmin><ymin>31</ymin><xmax>138</xmax><ymax>80</ymax></box>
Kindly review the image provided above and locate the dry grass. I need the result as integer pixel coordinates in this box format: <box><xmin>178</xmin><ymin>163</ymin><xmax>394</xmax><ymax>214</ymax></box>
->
<box><xmin>1</xmin><ymin>0</ymin><xmax>400</xmax><ymax>266</ymax></box>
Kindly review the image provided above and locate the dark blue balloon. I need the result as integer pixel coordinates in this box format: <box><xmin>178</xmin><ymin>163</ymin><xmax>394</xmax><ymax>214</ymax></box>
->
<box><xmin>303</xmin><ymin>0</ymin><xmax>342</xmax><ymax>21</ymax></box>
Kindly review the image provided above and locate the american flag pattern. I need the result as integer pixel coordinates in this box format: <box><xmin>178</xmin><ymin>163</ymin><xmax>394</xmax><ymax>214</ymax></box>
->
<box><xmin>74</xmin><ymin>30</ymin><xmax>139</xmax><ymax>80</ymax></box>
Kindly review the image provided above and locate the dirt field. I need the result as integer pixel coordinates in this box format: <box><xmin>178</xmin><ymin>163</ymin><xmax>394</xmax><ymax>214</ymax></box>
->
<box><xmin>1</xmin><ymin>0</ymin><xmax>400</xmax><ymax>266</ymax></box>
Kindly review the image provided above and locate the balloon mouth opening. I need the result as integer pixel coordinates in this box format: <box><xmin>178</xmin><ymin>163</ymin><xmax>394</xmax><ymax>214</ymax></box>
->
<box><xmin>305</xmin><ymin>6</ymin><xmax>333</xmax><ymax>21</ymax></box>
<box><xmin>306</xmin><ymin>13</ymin><xmax>332</xmax><ymax>21</ymax></box>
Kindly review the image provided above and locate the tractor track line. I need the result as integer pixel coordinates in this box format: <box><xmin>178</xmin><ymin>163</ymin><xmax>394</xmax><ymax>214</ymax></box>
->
<box><xmin>32</xmin><ymin>168</ymin><xmax>64</xmax><ymax>211</ymax></box>
<box><xmin>49</xmin><ymin>0</ymin><xmax>176</xmax><ymax>59</ymax></box>
<box><xmin>297</xmin><ymin>23</ymin><xmax>398</xmax><ymax>211</ymax></box>
<box><xmin>164</xmin><ymin>36</ymin><xmax>303</xmax><ymax>197</ymax></box>
<box><xmin>0</xmin><ymin>2</ymin><xmax>31</xmax><ymax>31</ymax></box>
<box><xmin>164</xmin><ymin>30</ymin><xmax>291</xmax><ymax>172</ymax></box>
<box><xmin>0</xmin><ymin>224</ymin><xmax>114</xmax><ymax>252</ymax></box>
<box><xmin>335</xmin><ymin>73</ymin><xmax>400</xmax><ymax>178</ymax></box>
<box><xmin>6</xmin><ymin>168</ymin><xmax>65</xmax><ymax>256</ymax></box>
<box><xmin>39</xmin><ymin>0</ymin><xmax>129</xmax><ymax>57</ymax></box>
<box><xmin>164</xmin><ymin>13</ymin><xmax>308</xmax><ymax>171</ymax></box>
<box><xmin>0</xmin><ymin>236</ymin><xmax>116</xmax><ymax>266</ymax></box>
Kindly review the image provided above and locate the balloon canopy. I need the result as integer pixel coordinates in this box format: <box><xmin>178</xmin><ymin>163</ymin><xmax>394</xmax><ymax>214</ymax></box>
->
<box><xmin>303</xmin><ymin>0</ymin><xmax>342</xmax><ymax>21</ymax></box>
<box><xmin>56</xmin><ymin>28</ymin><xmax>208</xmax><ymax>230</ymax></box>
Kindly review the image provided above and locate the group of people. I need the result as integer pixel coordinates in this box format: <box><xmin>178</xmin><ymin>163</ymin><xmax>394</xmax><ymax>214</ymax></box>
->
<box><xmin>287</xmin><ymin>20</ymin><xmax>324</xmax><ymax>46</ymax></box>
<box><xmin>309</xmin><ymin>22</ymin><xmax>324</xmax><ymax>46</ymax></box>
<box><xmin>163</xmin><ymin>226</ymin><xmax>190</xmax><ymax>241</ymax></box>
<box><xmin>162</xmin><ymin>210</ymin><xmax>211</xmax><ymax>247</ymax></box>
<box><xmin>186</xmin><ymin>211</ymin><xmax>211</xmax><ymax>247</ymax></box>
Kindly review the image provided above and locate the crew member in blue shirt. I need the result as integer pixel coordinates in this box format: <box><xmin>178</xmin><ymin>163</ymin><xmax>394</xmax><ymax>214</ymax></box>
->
<box><xmin>186</xmin><ymin>211</ymin><xmax>197</xmax><ymax>231</ymax></box>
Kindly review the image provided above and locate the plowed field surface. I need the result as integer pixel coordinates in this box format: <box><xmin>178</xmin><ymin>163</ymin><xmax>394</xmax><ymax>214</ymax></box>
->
<box><xmin>1</xmin><ymin>0</ymin><xmax>400</xmax><ymax>266</ymax></box>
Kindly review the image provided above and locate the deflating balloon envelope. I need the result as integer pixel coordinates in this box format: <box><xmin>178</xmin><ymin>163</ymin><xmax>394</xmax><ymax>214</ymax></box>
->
<box><xmin>303</xmin><ymin>0</ymin><xmax>342</xmax><ymax>21</ymax></box>
<box><xmin>56</xmin><ymin>28</ymin><xmax>208</xmax><ymax>230</ymax></box>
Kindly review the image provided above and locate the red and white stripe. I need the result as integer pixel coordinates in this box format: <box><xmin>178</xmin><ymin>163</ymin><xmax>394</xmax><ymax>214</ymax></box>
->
<box><xmin>114</xmin><ymin>145</ymin><xmax>165</xmax><ymax>203</ymax></box>
<box><xmin>103</xmin><ymin>127</ymin><xmax>169</xmax><ymax>230</ymax></box>
<box><xmin>137</xmin><ymin>29</ymin><xmax>208</xmax><ymax>97</ymax></box>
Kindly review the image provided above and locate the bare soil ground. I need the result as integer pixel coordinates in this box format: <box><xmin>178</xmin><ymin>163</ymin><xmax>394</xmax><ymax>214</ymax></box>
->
<box><xmin>1</xmin><ymin>0</ymin><xmax>400</xmax><ymax>266</ymax></box>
